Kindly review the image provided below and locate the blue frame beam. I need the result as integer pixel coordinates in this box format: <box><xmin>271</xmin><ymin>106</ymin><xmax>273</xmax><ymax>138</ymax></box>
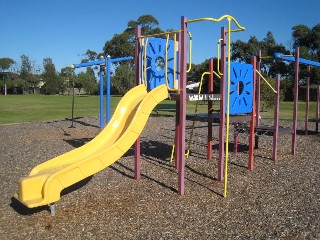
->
<box><xmin>274</xmin><ymin>52</ymin><xmax>320</xmax><ymax>68</ymax></box>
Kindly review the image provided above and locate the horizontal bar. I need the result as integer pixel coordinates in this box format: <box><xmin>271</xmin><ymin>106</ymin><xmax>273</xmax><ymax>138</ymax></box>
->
<box><xmin>109</xmin><ymin>56</ymin><xmax>133</xmax><ymax>63</ymax></box>
<box><xmin>71</xmin><ymin>59</ymin><xmax>105</xmax><ymax>68</ymax></box>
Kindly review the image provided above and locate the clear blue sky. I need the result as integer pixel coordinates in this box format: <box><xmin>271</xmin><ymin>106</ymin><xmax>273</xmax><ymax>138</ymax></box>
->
<box><xmin>0</xmin><ymin>0</ymin><xmax>319</xmax><ymax>72</ymax></box>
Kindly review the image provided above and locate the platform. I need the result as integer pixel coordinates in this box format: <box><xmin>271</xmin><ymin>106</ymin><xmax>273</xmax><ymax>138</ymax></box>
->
<box><xmin>236</xmin><ymin>124</ymin><xmax>292</xmax><ymax>135</ymax></box>
<box><xmin>308</xmin><ymin>118</ymin><xmax>320</xmax><ymax>123</ymax></box>
<box><xmin>170</xmin><ymin>93</ymin><xmax>221</xmax><ymax>101</ymax></box>
<box><xmin>186</xmin><ymin>113</ymin><xmax>251</xmax><ymax>123</ymax></box>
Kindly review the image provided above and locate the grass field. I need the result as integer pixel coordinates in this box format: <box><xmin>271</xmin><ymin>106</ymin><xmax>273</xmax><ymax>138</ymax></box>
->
<box><xmin>0</xmin><ymin>94</ymin><xmax>318</xmax><ymax>125</ymax></box>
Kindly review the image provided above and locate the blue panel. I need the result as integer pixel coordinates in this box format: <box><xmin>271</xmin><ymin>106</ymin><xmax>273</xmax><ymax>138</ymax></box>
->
<box><xmin>145</xmin><ymin>37</ymin><xmax>178</xmax><ymax>91</ymax></box>
<box><xmin>226</xmin><ymin>62</ymin><xmax>253</xmax><ymax>114</ymax></box>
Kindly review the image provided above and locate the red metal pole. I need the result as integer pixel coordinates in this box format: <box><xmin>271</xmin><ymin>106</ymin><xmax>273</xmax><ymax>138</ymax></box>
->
<box><xmin>292</xmin><ymin>47</ymin><xmax>299</xmax><ymax>155</ymax></box>
<box><xmin>316</xmin><ymin>84</ymin><xmax>320</xmax><ymax>133</ymax></box>
<box><xmin>134</xmin><ymin>25</ymin><xmax>142</xmax><ymax>180</ymax></box>
<box><xmin>248</xmin><ymin>57</ymin><xmax>256</xmax><ymax>170</ymax></box>
<box><xmin>272</xmin><ymin>75</ymin><xmax>280</xmax><ymax>161</ymax></box>
<box><xmin>218</xmin><ymin>28</ymin><xmax>226</xmax><ymax>181</ymax></box>
<box><xmin>256</xmin><ymin>50</ymin><xmax>261</xmax><ymax>127</ymax></box>
<box><xmin>175</xmin><ymin>98</ymin><xmax>180</xmax><ymax>170</ymax></box>
<box><xmin>207</xmin><ymin>59</ymin><xmax>213</xmax><ymax>160</ymax></box>
<box><xmin>174</xmin><ymin>33</ymin><xmax>182</xmax><ymax>170</ymax></box>
<box><xmin>178</xmin><ymin>16</ymin><xmax>187</xmax><ymax>195</ymax></box>
<box><xmin>233</xmin><ymin>123</ymin><xmax>238</xmax><ymax>154</ymax></box>
<box><xmin>305</xmin><ymin>66</ymin><xmax>310</xmax><ymax>134</ymax></box>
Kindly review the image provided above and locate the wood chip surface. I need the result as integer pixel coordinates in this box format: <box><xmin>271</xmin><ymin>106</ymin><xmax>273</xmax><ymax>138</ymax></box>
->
<box><xmin>0</xmin><ymin>116</ymin><xmax>319</xmax><ymax>239</ymax></box>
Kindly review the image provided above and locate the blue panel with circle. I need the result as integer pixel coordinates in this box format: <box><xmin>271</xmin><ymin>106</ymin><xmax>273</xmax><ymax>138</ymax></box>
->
<box><xmin>145</xmin><ymin>37</ymin><xmax>178</xmax><ymax>91</ymax></box>
<box><xmin>226</xmin><ymin>62</ymin><xmax>254</xmax><ymax>114</ymax></box>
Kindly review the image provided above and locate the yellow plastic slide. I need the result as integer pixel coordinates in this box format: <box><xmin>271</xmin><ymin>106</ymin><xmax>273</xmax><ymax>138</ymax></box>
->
<box><xmin>14</xmin><ymin>84</ymin><xmax>168</xmax><ymax>208</ymax></box>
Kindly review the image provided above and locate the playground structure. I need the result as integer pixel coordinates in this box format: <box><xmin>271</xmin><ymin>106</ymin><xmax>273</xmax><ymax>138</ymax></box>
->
<box><xmin>135</xmin><ymin>16</ymin><xmax>257</xmax><ymax>198</ymax></box>
<box><xmin>14</xmin><ymin>14</ymin><xmax>319</xmax><ymax>216</ymax></box>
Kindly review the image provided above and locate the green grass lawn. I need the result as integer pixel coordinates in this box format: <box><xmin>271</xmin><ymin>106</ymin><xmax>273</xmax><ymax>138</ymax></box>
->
<box><xmin>0</xmin><ymin>94</ymin><xmax>318</xmax><ymax>125</ymax></box>
<box><xmin>0</xmin><ymin>94</ymin><xmax>121</xmax><ymax>125</ymax></box>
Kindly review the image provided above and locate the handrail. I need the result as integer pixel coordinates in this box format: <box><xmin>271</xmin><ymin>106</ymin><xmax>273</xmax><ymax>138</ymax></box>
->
<box><xmin>186</xmin><ymin>15</ymin><xmax>245</xmax><ymax>32</ymax></box>
<box><xmin>143</xmin><ymin>37</ymin><xmax>149</xmax><ymax>86</ymax></box>
<box><xmin>217</xmin><ymin>38</ymin><xmax>223</xmax><ymax>75</ymax></box>
<box><xmin>140</xmin><ymin>30</ymin><xmax>187</xmax><ymax>92</ymax></box>
<box><xmin>165</xmin><ymin>34</ymin><xmax>179</xmax><ymax>92</ymax></box>
<box><xmin>137</xmin><ymin>30</ymin><xmax>182</xmax><ymax>39</ymax></box>
<box><xmin>212</xmin><ymin>70</ymin><xmax>222</xmax><ymax>79</ymax></box>
<box><xmin>256</xmin><ymin>70</ymin><xmax>277</xmax><ymax>93</ymax></box>
<box><xmin>186</xmin><ymin>31</ymin><xmax>193</xmax><ymax>73</ymax></box>
<box><xmin>185</xmin><ymin>72</ymin><xmax>210</xmax><ymax>158</ymax></box>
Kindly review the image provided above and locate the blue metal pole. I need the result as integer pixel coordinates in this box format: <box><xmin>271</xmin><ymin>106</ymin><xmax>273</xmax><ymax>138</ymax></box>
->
<box><xmin>99</xmin><ymin>67</ymin><xmax>104</xmax><ymax>128</ymax></box>
<box><xmin>110</xmin><ymin>56</ymin><xmax>133</xmax><ymax>63</ymax></box>
<box><xmin>106</xmin><ymin>55</ymin><xmax>111</xmax><ymax>124</ymax></box>
<box><xmin>71</xmin><ymin>59</ymin><xmax>105</xmax><ymax>69</ymax></box>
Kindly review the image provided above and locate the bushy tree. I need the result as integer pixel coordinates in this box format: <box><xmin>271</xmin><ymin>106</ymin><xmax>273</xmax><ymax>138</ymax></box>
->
<box><xmin>0</xmin><ymin>57</ymin><xmax>15</xmax><ymax>94</ymax></box>
<box><xmin>111</xmin><ymin>62</ymin><xmax>134</xmax><ymax>95</ymax></box>
<box><xmin>102</xmin><ymin>14</ymin><xmax>163</xmax><ymax>94</ymax></box>
<box><xmin>19</xmin><ymin>55</ymin><xmax>40</xmax><ymax>94</ymax></box>
<box><xmin>291</xmin><ymin>24</ymin><xmax>320</xmax><ymax>85</ymax></box>
<box><xmin>103</xmin><ymin>14</ymin><xmax>162</xmax><ymax>58</ymax></box>
<box><xmin>231</xmin><ymin>32</ymin><xmax>290</xmax><ymax>77</ymax></box>
<box><xmin>42</xmin><ymin>58</ymin><xmax>64</xmax><ymax>94</ymax></box>
<box><xmin>60</xmin><ymin>66</ymin><xmax>74</xmax><ymax>95</ymax></box>
<box><xmin>78</xmin><ymin>67</ymin><xmax>98</xmax><ymax>95</ymax></box>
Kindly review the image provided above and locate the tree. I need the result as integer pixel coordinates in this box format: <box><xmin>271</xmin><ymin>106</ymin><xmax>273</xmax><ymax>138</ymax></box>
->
<box><xmin>103</xmin><ymin>32</ymin><xmax>135</xmax><ymax>58</ymax></box>
<box><xmin>103</xmin><ymin>14</ymin><xmax>162</xmax><ymax>58</ymax></box>
<box><xmin>103</xmin><ymin>14</ymin><xmax>163</xmax><ymax>95</ymax></box>
<box><xmin>0</xmin><ymin>57</ymin><xmax>15</xmax><ymax>94</ymax></box>
<box><xmin>20</xmin><ymin>55</ymin><xmax>40</xmax><ymax>94</ymax></box>
<box><xmin>42</xmin><ymin>58</ymin><xmax>64</xmax><ymax>94</ymax></box>
<box><xmin>60</xmin><ymin>66</ymin><xmax>74</xmax><ymax>95</ymax></box>
<box><xmin>111</xmin><ymin>62</ymin><xmax>134</xmax><ymax>95</ymax></box>
<box><xmin>291</xmin><ymin>24</ymin><xmax>320</xmax><ymax>85</ymax></box>
<box><xmin>231</xmin><ymin>31</ymin><xmax>292</xmax><ymax>82</ymax></box>
<box><xmin>0</xmin><ymin>57</ymin><xmax>15</xmax><ymax>71</ymax></box>
<box><xmin>81</xmin><ymin>50</ymin><xmax>99</xmax><ymax>63</ymax></box>
<box><xmin>78</xmin><ymin>67</ymin><xmax>98</xmax><ymax>95</ymax></box>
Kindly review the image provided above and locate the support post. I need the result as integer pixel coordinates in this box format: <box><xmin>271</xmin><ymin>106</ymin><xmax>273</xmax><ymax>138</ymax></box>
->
<box><xmin>178</xmin><ymin>16</ymin><xmax>187</xmax><ymax>195</ymax></box>
<box><xmin>49</xmin><ymin>204</ymin><xmax>56</xmax><ymax>216</ymax></box>
<box><xmin>305</xmin><ymin>66</ymin><xmax>310</xmax><ymax>134</ymax></box>
<box><xmin>256</xmin><ymin>50</ymin><xmax>261</xmax><ymax>127</ymax></box>
<box><xmin>175</xmin><ymin>32</ymin><xmax>182</xmax><ymax>170</ymax></box>
<box><xmin>272</xmin><ymin>75</ymin><xmax>280</xmax><ymax>161</ymax></box>
<box><xmin>207</xmin><ymin>59</ymin><xmax>214</xmax><ymax>160</ymax></box>
<box><xmin>175</xmin><ymin>100</ymin><xmax>180</xmax><ymax>170</ymax></box>
<box><xmin>218</xmin><ymin>28</ymin><xmax>226</xmax><ymax>181</ymax></box>
<box><xmin>134</xmin><ymin>25</ymin><xmax>142</xmax><ymax>180</ymax></box>
<box><xmin>106</xmin><ymin>55</ymin><xmax>111</xmax><ymax>124</ymax></box>
<box><xmin>292</xmin><ymin>47</ymin><xmax>299</xmax><ymax>155</ymax></box>
<box><xmin>233</xmin><ymin>124</ymin><xmax>238</xmax><ymax>154</ymax></box>
<box><xmin>248</xmin><ymin>57</ymin><xmax>256</xmax><ymax>170</ymax></box>
<box><xmin>99</xmin><ymin>66</ymin><xmax>105</xmax><ymax>128</ymax></box>
<box><xmin>317</xmin><ymin>84</ymin><xmax>320</xmax><ymax>133</ymax></box>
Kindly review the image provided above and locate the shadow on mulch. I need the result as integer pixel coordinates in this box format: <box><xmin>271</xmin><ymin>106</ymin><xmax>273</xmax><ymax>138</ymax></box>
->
<box><xmin>212</xmin><ymin>142</ymin><xmax>249</xmax><ymax>153</ymax></box>
<box><xmin>296</xmin><ymin>129</ymin><xmax>319</xmax><ymax>135</ymax></box>
<box><xmin>64</xmin><ymin>118</ymin><xmax>100</xmax><ymax>128</ymax></box>
<box><xmin>63</xmin><ymin>137</ymin><xmax>93</xmax><ymax>148</ymax></box>
<box><xmin>110</xmin><ymin>161</ymin><xmax>178</xmax><ymax>193</ymax></box>
<box><xmin>10</xmin><ymin>176</ymin><xmax>93</xmax><ymax>216</ymax></box>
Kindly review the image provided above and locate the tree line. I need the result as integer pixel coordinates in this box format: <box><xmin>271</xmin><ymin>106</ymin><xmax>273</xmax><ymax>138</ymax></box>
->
<box><xmin>1</xmin><ymin>15</ymin><xmax>320</xmax><ymax>104</ymax></box>
<box><xmin>0</xmin><ymin>55</ymin><xmax>98</xmax><ymax>95</ymax></box>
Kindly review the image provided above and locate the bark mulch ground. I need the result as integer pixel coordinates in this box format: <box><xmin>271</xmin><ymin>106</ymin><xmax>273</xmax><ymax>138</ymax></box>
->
<box><xmin>0</xmin><ymin>116</ymin><xmax>319</xmax><ymax>239</ymax></box>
